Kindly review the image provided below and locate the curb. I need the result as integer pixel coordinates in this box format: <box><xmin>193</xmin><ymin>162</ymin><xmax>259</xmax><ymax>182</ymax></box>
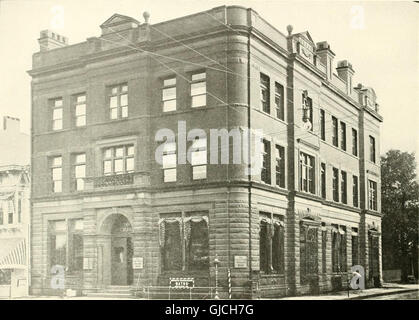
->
<box><xmin>346</xmin><ymin>288</ymin><xmax>419</xmax><ymax>300</ymax></box>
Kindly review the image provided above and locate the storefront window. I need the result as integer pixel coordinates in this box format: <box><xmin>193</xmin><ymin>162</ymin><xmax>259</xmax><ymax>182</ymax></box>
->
<box><xmin>49</xmin><ymin>219</ymin><xmax>84</xmax><ymax>272</ymax></box>
<box><xmin>186</xmin><ymin>219</ymin><xmax>209</xmax><ymax>271</ymax></box>
<box><xmin>300</xmin><ymin>224</ymin><xmax>318</xmax><ymax>284</ymax></box>
<box><xmin>161</xmin><ymin>220</ymin><xmax>182</xmax><ymax>271</ymax></box>
<box><xmin>160</xmin><ymin>215</ymin><xmax>209</xmax><ymax>272</ymax></box>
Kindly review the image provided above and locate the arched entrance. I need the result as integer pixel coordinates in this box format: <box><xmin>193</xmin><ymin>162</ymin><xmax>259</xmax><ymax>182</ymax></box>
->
<box><xmin>99</xmin><ymin>214</ymin><xmax>134</xmax><ymax>286</ymax></box>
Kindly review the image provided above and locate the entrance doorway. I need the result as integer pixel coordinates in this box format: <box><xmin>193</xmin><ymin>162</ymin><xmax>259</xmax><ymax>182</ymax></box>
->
<box><xmin>99</xmin><ymin>214</ymin><xmax>133</xmax><ymax>286</ymax></box>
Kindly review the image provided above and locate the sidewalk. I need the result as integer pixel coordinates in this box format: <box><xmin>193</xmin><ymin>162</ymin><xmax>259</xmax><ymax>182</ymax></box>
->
<box><xmin>2</xmin><ymin>283</ymin><xmax>418</xmax><ymax>300</ymax></box>
<box><xmin>277</xmin><ymin>283</ymin><xmax>419</xmax><ymax>300</ymax></box>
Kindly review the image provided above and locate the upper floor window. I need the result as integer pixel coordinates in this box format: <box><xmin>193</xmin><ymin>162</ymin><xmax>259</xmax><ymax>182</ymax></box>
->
<box><xmin>299</xmin><ymin>152</ymin><xmax>315</xmax><ymax>194</ymax></box>
<box><xmin>368</xmin><ymin>180</ymin><xmax>377</xmax><ymax>211</ymax></box>
<box><xmin>191</xmin><ymin>137</ymin><xmax>207</xmax><ymax>180</ymax></box>
<box><xmin>191</xmin><ymin>72</ymin><xmax>206</xmax><ymax>108</ymax></box>
<box><xmin>260</xmin><ymin>73</ymin><xmax>270</xmax><ymax>114</ymax></box>
<box><xmin>162</xmin><ymin>77</ymin><xmax>176</xmax><ymax>112</ymax></box>
<box><xmin>51</xmin><ymin>98</ymin><xmax>63</xmax><ymax>131</ymax></box>
<box><xmin>302</xmin><ymin>91</ymin><xmax>313</xmax><ymax>130</ymax></box>
<box><xmin>332</xmin><ymin>116</ymin><xmax>338</xmax><ymax>147</ymax></box>
<box><xmin>340</xmin><ymin>121</ymin><xmax>346</xmax><ymax>151</ymax></box>
<box><xmin>320</xmin><ymin>109</ymin><xmax>325</xmax><ymax>141</ymax></box>
<box><xmin>74</xmin><ymin>153</ymin><xmax>86</xmax><ymax>191</ymax></box>
<box><xmin>275</xmin><ymin>82</ymin><xmax>284</xmax><ymax>121</ymax></box>
<box><xmin>320</xmin><ymin>163</ymin><xmax>326</xmax><ymax>199</ymax></box>
<box><xmin>332</xmin><ymin>167</ymin><xmax>339</xmax><ymax>202</ymax></box>
<box><xmin>275</xmin><ymin>145</ymin><xmax>285</xmax><ymax>188</ymax></box>
<box><xmin>353</xmin><ymin>175</ymin><xmax>359</xmax><ymax>207</ymax></box>
<box><xmin>352</xmin><ymin>129</ymin><xmax>358</xmax><ymax>156</ymax></box>
<box><xmin>261</xmin><ymin>139</ymin><xmax>271</xmax><ymax>184</ymax></box>
<box><xmin>74</xmin><ymin>94</ymin><xmax>86</xmax><ymax>127</ymax></box>
<box><xmin>369</xmin><ymin>136</ymin><xmax>376</xmax><ymax>163</ymax></box>
<box><xmin>162</xmin><ymin>142</ymin><xmax>177</xmax><ymax>182</ymax></box>
<box><xmin>341</xmin><ymin>171</ymin><xmax>347</xmax><ymax>204</ymax></box>
<box><xmin>51</xmin><ymin>156</ymin><xmax>62</xmax><ymax>193</ymax></box>
<box><xmin>109</xmin><ymin>84</ymin><xmax>128</xmax><ymax>120</ymax></box>
<box><xmin>103</xmin><ymin>145</ymin><xmax>134</xmax><ymax>175</ymax></box>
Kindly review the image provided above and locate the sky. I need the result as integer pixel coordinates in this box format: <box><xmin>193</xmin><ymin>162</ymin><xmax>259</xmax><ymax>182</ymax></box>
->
<box><xmin>0</xmin><ymin>0</ymin><xmax>418</xmax><ymax>156</ymax></box>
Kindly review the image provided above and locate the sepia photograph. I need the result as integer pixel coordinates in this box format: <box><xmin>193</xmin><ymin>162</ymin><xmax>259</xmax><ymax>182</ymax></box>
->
<box><xmin>0</xmin><ymin>0</ymin><xmax>418</xmax><ymax>310</ymax></box>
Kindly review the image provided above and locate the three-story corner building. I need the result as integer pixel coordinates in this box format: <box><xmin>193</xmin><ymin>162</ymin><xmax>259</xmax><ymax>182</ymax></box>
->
<box><xmin>28</xmin><ymin>6</ymin><xmax>383</xmax><ymax>298</ymax></box>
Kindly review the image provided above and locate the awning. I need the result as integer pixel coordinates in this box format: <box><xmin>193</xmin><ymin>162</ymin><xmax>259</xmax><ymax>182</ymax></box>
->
<box><xmin>0</xmin><ymin>192</ymin><xmax>14</xmax><ymax>201</ymax></box>
<box><xmin>0</xmin><ymin>238</ymin><xmax>26</xmax><ymax>269</ymax></box>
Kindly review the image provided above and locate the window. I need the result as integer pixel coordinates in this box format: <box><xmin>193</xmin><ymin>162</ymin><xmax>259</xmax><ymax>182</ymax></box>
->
<box><xmin>341</xmin><ymin>171</ymin><xmax>347</xmax><ymax>204</ymax></box>
<box><xmin>49</xmin><ymin>219</ymin><xmax>84</xmax><ymax>271</ymax></box>
<box><xmin>103</xmin><ymin>145</ymin><xmax>134</xmax><ymax>175</ymax></box>
<box><xmin>69</xmin><ymin>219</ymin><xmax>84</xmax><ymax>272</ymax></box>
<box><xmin>51</xmin><ymin>156</ymin><xmax>62</xmax><ymax>193</ymax></box>
<box><xmin>0</xmin><ymin>207</ymin><xmax>3</xmax><ymax>225</ymax></box>
<box><xmin>353</xmin><ymin>175</ymin><xmax>359</xmax><ymax>207</ymax></box>
<box><xmin>260</xmin><ymin>73</ymin><xmax>270</xmax><ymax>114</ymax></box>
<box><xmin>332</xmin><ymin>116</ymin><xmax>338</xmax><ymax>147</ymax></box>
<box><xmin>109</xmin><ymin>84</ymin><xmax>128</xmax><ymax>119</ymax></box>
<box><xmin>49</xmin><ymin>220</ymin><xmax>67</xmax><ymax>268</ymax></box>
<box><xmin>7</xmin><ymin>200</ymin><xmax>13</xmax><ymax>224</ymax></box>
<box><xmin>161</xmin><ymin>219</ymin><xmax>182</xmax><ymax>271</ymax></box>
<box><xmin>320</xmin><ymin>109</ymin><xmax>325</xmax><ymax>141</ymax></box>
<box><xmin>352</xmin><ymin>129</ymin><xmax>358</xmax><ymax>156</ymax></box>
<box><xmin>259</xmin><ymin>215</ymin><xmax>285</xmax><ymax>274</ymax></box>
<box><xmin>332</xmin><ymin>167</ymin><xmax>339</xmax><ymax>202</ymax></box>
<box><xmin>191</xmin><ymin>72</ymin><xmax>206</xmax><ymax>108</ymax></box>
<box><xmin>187</xmin><ymin>219</ymin><xmax>209</xmax><ymax>271</ymax></box>
<box><xmin>261</xmin><ymin>140</ymin><xmax>271</xmax><ymax>184</ymax></box>
<box><xmin>369</xmin><ymin>136</ymin><xmax>376</xmax><ymax>163</ymax></box>
<box><xmin>340</xmin><ymin>121</ymin><xmax>346</xmax><ymax>151</ymax></box>
<box><xmin>352</xmin><ymin>228</ymin><xmax>359</xmax><ymax>266</ymax></box>
<box><xmin>160</xmin><ymin>215</ymin><xmax>209</xmax><ymax>272</ymax></box>
<box><xmin>300</xmin><ymin>224</ymin><xmax>318</xmax><ymax>284</ymax></box>
<box><xmin>74</xmin><ymin>94</ymin><xmax>86</xmax><ymax>127</ymax></box>
<box><xmin>162</xmin><ymin>77</ymin><xmax>176</xmax><ymax>112</ymax></box>
<box><xmin>322</xmin><ymin>226</ymin><xmax>327</xmax><ymax>273</ymax></box>
<box><xmin>275</xmin><ymin>145</ymin><xmax>285</xmax><ymax>188</ymax></box>
<box><xmin>74</xmin><ymin>153</ymin><xmax>86</xmax><ymax>191</ymax></box>
<box><xmin>275</xmin><ymin>82</ymin><xmax>284</xmax><ymax>120</ymax></box>
<box><xmin>368</xmin><ymin>180</ymin><xmax>377</xmax><ymax>211</ymax></box>
<box><xmin>332</xmin><ymin>226</ymin><xmax>347</xmax><ymax>272</ymax></box>
<box><xmin>17</xmin><ymin>197</ymin><xmax>22</xmax><ymax>223</ymax></box>
<box><xmin>162</xmin><ymin>142</ymin><xmax>176</xmax><ymax>182</ymax></box>
<box><xmin>191</xmin><ymin>137</ymin><xmax>207</xmax><ymax>180</ymax></box>
<box><xmin>52</xmin><ymin>98</ymin><xmax>63</xmax><ymax>130</ymax></box>
<box><xmin>302</xmin><ymin>92</ymin><xmax>313</xmax><ymax>130</ymax></box>
<box><xmin>299</xmin><ymin>152</ymin><xmax>315</xmax><ymax>194</ymax></box>
<box><xmin>320</xmin><ymin>163</ymin><xmax>326</xmax><ymax>199</ymax></box>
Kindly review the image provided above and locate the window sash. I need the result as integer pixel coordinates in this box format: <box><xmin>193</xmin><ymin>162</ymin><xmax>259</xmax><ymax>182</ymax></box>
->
<box><xmin>102</xmin><ymin>145</ymin><xmax>134</xmax><ymax>175</ymax></box>
<box><xmin>352</xmin><ymin>129</ymin><xmax>358</xmax><ymax>156</ymax></box>
<box><xmin>109</xmin><ymin>84</ymin><xmax>128</xmax><ymax>119</ymax></box>
<box><xmin>274</xmin><ymin>83</ymin><xmax>284</xmax><ymax>120</ymax></box>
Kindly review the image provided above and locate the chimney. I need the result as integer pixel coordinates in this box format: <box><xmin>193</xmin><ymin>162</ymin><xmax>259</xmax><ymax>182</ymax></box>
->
<box><xmin>2</xmin><ymin>116</ymin><xmax>20</xmax><ymax>133</ymax></box>
<box><xmin>316</xmin><ymin>41</ymin><xmax>335</xmax><ymax>81</ymax></box>
<box><xmin>38</xmin><ymin>30</ymin><xmax>68</xmax><ymax>52</ymax></box>
<box><xmin>336</xmin><ymin>60</ymin><xmax>355</xmax><ymax>95</ymax></box>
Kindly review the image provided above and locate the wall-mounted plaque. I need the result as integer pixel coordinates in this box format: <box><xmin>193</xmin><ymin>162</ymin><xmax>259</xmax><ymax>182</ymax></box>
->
<box><xmin>234</xmin><ymin>255</ymin><xmax>248</xmax><ymax>268</ymax></box>
<box><xmin>133</xmin><ymin>257</ymin><xmax>144</xmax><ymax>269</ymax></box>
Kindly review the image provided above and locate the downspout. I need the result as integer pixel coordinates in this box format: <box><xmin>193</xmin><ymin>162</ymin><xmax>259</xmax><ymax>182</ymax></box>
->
<box><xmin>247</xmin><ymin>9</ymin><xmax>253</xmax><ymax>290</ymax></box>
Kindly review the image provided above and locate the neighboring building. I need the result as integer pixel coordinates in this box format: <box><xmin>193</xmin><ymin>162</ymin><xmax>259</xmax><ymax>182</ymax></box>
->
<box><xmin>0</xmin><ymin>117</ymin><xmax>30</xmax><ymax>298</ymax></box>
<box><xmin>28</xmin><ymin>6</ymin><xmax>383</xmax><ymax>298</ymax></box>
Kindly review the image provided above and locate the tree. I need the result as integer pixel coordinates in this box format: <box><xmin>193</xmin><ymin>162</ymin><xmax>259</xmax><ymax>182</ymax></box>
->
<box><xmin>381</xmin><ymin>150</ymin><xmax>419</xmax><ymax>282</ymax></box>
